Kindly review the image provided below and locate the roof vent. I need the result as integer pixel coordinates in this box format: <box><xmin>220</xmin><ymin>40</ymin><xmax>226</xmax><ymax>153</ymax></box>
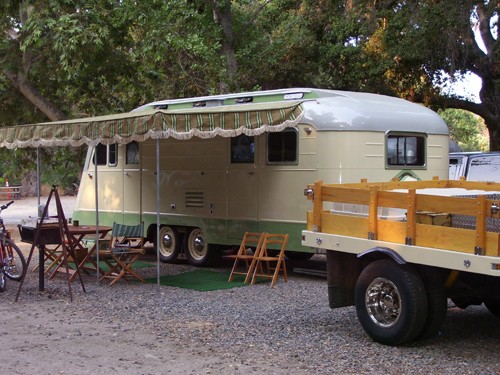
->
<box><xmin>154</xmin><ymin>104</ymin><xmax>168</xmax><ymax>109</ymax></box>
<box><xmin>284</xmin><ymin>93</ymin><xmax>304</xmax><ymax>100</ymax></box>
<box><xmin>193</xmin><ymin>100</ymin><xmax>223</xmax><ymax>108</ymax></box>
<box><xmin>235</xmin><ymin>97</ymin><xmax>253</xmax><ymax>104</ymax></box>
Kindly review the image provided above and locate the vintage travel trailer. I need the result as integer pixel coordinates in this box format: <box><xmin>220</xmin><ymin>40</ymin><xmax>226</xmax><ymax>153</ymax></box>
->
<box><xmin>72</xmin><ymin>88</ymin><xmax>450</xmax><ymax>266</ymax></box>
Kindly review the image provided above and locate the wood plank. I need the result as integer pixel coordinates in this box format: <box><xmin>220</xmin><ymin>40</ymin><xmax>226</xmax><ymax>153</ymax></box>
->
<box><xmin>322</xmin><ymin>214</ymin><xmax>368</xmax><ymax>238</ymax></box>
<box><xmin>378</xmin><ymin>220</ymin><xmax>407</xmax><ymax>243</ymax></box>
<box><xmin>322</xmin><ymin>187</ymin><xmax>371</xmax><ymax>205</ymax></box>
<box><xmin>415</xmin><ymin>195</ymin><xmax>478</xmax><ymax>216</ymax></box>
<box><xmin>378</xmin><ymin>191</ymin><xmax>408</xmax><ymax>209</ymax></box>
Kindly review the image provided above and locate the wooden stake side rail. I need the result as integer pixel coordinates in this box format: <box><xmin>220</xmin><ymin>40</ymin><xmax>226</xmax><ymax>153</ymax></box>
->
<box><xmin>306</xmin><ymin>179</ymin><xmax>500</xmax><ymax>257</ymax></box>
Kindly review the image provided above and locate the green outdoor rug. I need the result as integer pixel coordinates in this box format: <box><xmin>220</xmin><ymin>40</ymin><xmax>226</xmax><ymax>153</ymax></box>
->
<box><xmin>145</xmin><ymin>269</ymin><xmax>248</xmax><ymax>291</ymax></box>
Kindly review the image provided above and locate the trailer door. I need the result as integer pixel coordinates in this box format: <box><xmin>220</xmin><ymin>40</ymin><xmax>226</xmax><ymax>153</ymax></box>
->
<box><xmin>122</xmin><ymin>141</ymin><xmax>142</xmax><ymax>222</ymax></box>
<box><xmin>227</xmin><ymin>135</ymin><xmax>258</xmax><ymax>236</ymax></box>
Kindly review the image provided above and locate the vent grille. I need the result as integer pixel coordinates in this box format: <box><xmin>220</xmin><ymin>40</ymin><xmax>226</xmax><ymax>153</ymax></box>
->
<box><xmin>185</xmin><ymin>191</ymin><xmax>204</xmax><ymax>208</ymax></box>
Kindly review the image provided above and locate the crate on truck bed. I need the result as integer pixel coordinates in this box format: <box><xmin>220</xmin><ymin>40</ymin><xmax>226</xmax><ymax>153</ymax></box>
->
<box><xmin>302</xmin><ymin>178</ymin><xmax>500</xmax><ymax>346</ymax></box>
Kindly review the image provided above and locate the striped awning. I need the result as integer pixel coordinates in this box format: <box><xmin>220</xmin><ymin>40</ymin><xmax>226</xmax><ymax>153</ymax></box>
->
<box><xmin>0</xmin><ymin>101</ymin><xmax>304</xmax><ymax>149</ymax></box>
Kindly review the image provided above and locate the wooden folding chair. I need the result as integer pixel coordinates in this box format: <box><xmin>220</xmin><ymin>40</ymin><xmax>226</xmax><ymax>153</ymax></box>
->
<box><xmin>251</xmin><ymin>233</ymin><xmax>289</xmax><ymax>288</ymax></box>
<box><xmin>226</xmin><ymin>232</ymin><xmax>265</xmax><ymax>283</ymax></box>
<box><xmin>98</xmin><ymin>222</ymin><xmax>145</xmax><ymax>286</ymax></box>
<box><xmin>31</xmin><ymin>244</ymin><xmax>64</xmax><ymax>275</ymax></box>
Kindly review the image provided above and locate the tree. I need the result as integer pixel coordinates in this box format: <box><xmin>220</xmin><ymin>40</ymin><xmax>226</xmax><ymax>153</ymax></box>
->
<box><xmin>332</xmin><ymin>1</ymin><xmax>499</xmax><ymax>150</ymax></box>
<box><xmin>439</xmin><ymin>108</ymin><xmax>489</xmax><ymax>151</ymax></box>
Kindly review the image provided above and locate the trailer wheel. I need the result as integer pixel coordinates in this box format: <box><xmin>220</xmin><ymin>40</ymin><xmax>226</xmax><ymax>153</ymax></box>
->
<box><xmin>355</xmin><ymin>260</ymin><xmax>428</xmax><ymax>346</ymax></box>
<box><xmin>483</xmin><ymin>298</ymin><xmax>500</xmax><ymax>318</ymax></box>
<box><xmin>156</xmin><ymin>226</ymin><xmax>181</xmax><ymax>263</ymax></box>
<box><xmin>185</xmin><ymin>228</ymin><xmax>215</xmax><ymax>267</ymax></box>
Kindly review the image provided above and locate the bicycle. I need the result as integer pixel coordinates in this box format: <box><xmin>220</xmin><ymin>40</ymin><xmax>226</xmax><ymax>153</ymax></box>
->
<box><xmin>0</xmin><ymin>201</ymin><xmax>27</xmax><ymax>292</ymax></box>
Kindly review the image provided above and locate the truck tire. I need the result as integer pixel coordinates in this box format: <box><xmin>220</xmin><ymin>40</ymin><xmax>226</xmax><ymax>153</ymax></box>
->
<box><xmin>184</xmin><ymin>228</ymin><xmax>216</xmax><ymax>267</ymax></box>
<box><xmin>355</xmin><ymin>259</ymin><xmax>428</xmax><ymax>346</ymax></box>
<box><xmin>483</xmin><ymin>298</ymin><xmax>500</xmax><ymax>318</ymax></box>
<box><xmin>156</xmin><ymin>226</ymin><xmax>181</xmax><ymax>263</ymax></box>
<box><xmin>417</xmin><ymin>271</ymin><xmax>448</xmax><ymax>340</ymax></box>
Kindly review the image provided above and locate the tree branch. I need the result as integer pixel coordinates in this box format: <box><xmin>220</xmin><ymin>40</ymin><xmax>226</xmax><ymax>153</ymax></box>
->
<box><xmin>476</xmin><ymin>3</ymin><xmax>495</xmax><ymax>55</ymax></box>
<box><xmin>441</xmin><ymin>96</ymin><xmax>494</xmax><ymax>124</ymax></box>
<box><xmin>3</xmin><ymin>69</ymin><xmax>67</xmax><ymax>121</ymax></box>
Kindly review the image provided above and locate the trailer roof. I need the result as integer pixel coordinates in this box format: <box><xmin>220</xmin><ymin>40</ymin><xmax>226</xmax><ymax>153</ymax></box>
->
<box><xmin>138</xmin><ymin>88</ymin><xmax>449</xmax><ymax>135</ymax></box>
<box><xmin>0</xmin><ymin>88</ymin><xmax>448</xmax><ymax>149</ymax></box>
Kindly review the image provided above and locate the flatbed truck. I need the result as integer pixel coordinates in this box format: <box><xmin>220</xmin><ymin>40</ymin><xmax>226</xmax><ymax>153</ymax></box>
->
<box><xmin>302</xmin><ymin>178</ymin><xmax>500</xmax><ymax>345</ymax></box>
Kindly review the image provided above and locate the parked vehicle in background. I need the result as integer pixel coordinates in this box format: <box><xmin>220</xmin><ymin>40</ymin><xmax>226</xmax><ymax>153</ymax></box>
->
<box><xmin>72</xmin><ymin>88</ymin><xmax>450</xmax><ymax>266</ymax></box>
<box><xmin>449</xmin><ymin>152</ymin><xmax>500</xmax><ymax>182</ymax></box>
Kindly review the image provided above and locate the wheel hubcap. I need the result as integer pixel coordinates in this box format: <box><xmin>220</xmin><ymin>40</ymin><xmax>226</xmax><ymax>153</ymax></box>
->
<box><xmin>365</xmin><ymin>277</ymin><xmax>401</xmax><ymax>328</ymax></box>
<box><xmin>193</xmin><ymin>236</ymin><xmax>205</xmax><ymax>252</ymax></box>
<box><xmin>162</xmin><ymin>233</ymin><xmax>173</xmax><ymax>249</ymax></box>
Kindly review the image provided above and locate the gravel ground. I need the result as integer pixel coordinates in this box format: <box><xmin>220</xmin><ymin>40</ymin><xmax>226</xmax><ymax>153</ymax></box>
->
<box><xmin>1</xmin><ymin>241</ymin><xmax>499</xmax><ymax>375</ymax></box>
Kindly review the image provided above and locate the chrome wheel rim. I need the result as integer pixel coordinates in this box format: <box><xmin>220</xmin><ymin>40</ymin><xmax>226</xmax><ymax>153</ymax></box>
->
<box><xmin>188</xmin><ymin>229</ymin><xmax>207</xmax><ymax>261</ymax></box>
<box><xmin>159</xmin><ymin>227</ymin><xmax>176</xmax><ymax>257</ymax></box>
<box><xmin>365</xmin><ymin>277</ymin><xmax>401</xmax><ymax>328</ymax></box>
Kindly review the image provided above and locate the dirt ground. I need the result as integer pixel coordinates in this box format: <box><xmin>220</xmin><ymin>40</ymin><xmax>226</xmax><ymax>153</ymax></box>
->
<box><xmin>1</xmin><ymin>196</ymin><xmax>235</xmax><ymax>375</ymax></box>
<box><xmin>1</xmin><ymin>244</ymin><xmax>279</xmax><ymax>375</ymax></box>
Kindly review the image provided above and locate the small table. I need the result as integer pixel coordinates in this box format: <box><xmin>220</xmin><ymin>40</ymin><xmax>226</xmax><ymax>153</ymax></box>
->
<box><xmin>49</xmin><ymin>225</ymin><xmax>112</xmax><ymax>282</ymax></box>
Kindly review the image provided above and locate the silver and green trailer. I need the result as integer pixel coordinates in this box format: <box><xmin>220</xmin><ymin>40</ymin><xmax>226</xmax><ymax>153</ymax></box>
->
<box><xmin>72</xmin><ymin>88</ymin><xmax>450</xmax><ymax>266</ymax></box>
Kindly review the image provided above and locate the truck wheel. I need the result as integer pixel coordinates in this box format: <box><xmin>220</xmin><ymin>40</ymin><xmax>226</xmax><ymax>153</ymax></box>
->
<box><xmin>417</xmin><ymin>271</ymin><xmax>448</xmax><ymax>340</ymax></box>
<box><xmin>355</xmin><ymin>260</ymin><xmax>428</xmax><ymax>346</ymax></box>
<box><xmin>483</xmin><ymin>298</ymin><xmax>500</xmax><ymax>317</ymax></box>
<box><xmin>156</xmin><ymin>226</ymin><xmax>181</xmax><ymax>263</ymax></box>
<box><xmin>184</xmin><ymin>228</ymin><xmax>215</xmax><ymax>267</ymax></box>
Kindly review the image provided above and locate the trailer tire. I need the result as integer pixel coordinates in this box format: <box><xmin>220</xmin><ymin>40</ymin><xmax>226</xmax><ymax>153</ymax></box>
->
<box><xmin>355</xmin><ymin>260</ymin><xmax>428</xmax><ymax>346</ymax></box>
<box><xmin>483</xmin><ymin>298</ymin><xmax>500</xmax><ymax>318</ymax></box>
<box><xmin>156</xmin><ymin>226</ymin><xmax>181</xmax><ymax>263</ymax></box>
<box><xmin>184</xmin><ymin>228</ymin><xmax>216</xmax><ymax>267</ymax></box>
<box><xmin>417</xmin><ymin>271</ymin><xmax>447</xmax><ymax>340</ymax></box>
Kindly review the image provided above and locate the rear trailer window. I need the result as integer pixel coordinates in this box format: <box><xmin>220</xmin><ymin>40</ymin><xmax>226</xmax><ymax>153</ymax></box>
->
<box><xmin>386</xmin><ymin>133</ymin><xmax>426</xmax><ymax>167</ymax></box>
<box><xmin>267</xmin><ymin>128</ymin><xmax>298</xmax><ymax>164</ymax></box>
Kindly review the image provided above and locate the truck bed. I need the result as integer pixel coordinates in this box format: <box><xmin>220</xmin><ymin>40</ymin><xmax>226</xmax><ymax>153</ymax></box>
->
<box><xmin>304</xmin><ymin>178</ymin><xmax>500</xmax><ymax>264</ymax></box>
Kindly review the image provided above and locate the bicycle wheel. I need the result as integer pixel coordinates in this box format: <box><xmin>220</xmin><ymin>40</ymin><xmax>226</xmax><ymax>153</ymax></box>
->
<box><xmin>0</xmin><ymin>270</ymin><xmax>6</xmax><ymax>292</ymax></box>
<box><xmin>3</xmin><ymin>238</ymin><xmax>26</xmax><ymax>281</ymax></box>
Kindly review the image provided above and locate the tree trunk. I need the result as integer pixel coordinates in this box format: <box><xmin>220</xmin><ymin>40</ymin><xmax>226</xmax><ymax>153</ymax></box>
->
<box><xmin>206</xmin><ymin>0</ymin><xmax>238</xmax><ymax>93</ymax></box>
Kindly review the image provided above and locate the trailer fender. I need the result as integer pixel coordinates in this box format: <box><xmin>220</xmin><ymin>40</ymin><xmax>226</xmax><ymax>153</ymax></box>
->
<box><xmin>357</xmin><ymin>246</ymin><xmax>406</xmax><ymax>265</ymax></box>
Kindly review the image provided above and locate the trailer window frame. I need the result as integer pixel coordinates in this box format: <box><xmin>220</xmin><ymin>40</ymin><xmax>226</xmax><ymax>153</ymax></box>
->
<box><xmin>93</xmin><ymin>143</ymin><xmax>118</xmax><ymax>167</ymax></box>
<box><xmin>230</xmin><ymin>134</ymin><xmax>255</xmax><ymax>164</ymax></box>
<box><xmin>266</xmin><ymin>128</ymin><xmax>298</xmax><ymax>165</ymax></box>
<box><xmin>386</xmin><ymin>132</ymin><xmax>426</xmax><ymax>169</ymax></box>
<box><xmin>126</xmin><ymin>141</ymin><xmax>140</xmax><ymax>165</ymax></box>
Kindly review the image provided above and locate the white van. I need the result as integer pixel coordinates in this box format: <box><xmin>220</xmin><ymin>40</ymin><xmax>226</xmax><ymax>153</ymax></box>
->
<box><xmin>72</xmin><ymin>88</ymin><xmax>450</xmax><ymax>266</ymax></box>
<box><xmin>449</xmin><ymin>152</ymin><xmax>500</xmax><ymax>182</ymax></box>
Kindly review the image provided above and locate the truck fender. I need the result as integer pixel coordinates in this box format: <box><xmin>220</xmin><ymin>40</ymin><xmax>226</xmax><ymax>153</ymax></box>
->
<box><xmin>357</xmin><ymin>246</ymin><xmax>407</xmax><ymax>265</ymax></box>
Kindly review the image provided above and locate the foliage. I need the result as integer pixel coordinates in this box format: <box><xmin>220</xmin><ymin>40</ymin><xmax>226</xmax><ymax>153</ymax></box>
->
<box><xmin>439</xmin><ymin>109</ymin><xmax>489</xmax><ymax>152</ymax></box>
<box><xmin>0</xmin><ymin>0</ymin><xmax>499</xmax><ymax>196</ymax></box>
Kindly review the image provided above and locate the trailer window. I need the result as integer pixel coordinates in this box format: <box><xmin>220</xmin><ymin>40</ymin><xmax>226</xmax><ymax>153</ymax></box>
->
<box><xmin>108</xmin><ymin>143</ymin><xmax>117</xmax><ymax>166</ymax></box>
<box><xmin>267</xmin><ymin>128</ymin><xmax>298</xmax><ymax>164</ymax></box>
<box><xmin>126</xmin><ymin>141</ymin><xmax>139</xmax><ymax>165</ymax></box>
<box><xmin>231</xmin><ymin>135</ymin><xmax>254</xmax><ymax>163</ymax></box>
<box><xmin>386</xmin><ymin>133</ymin><xmax>425</xmax><ymax>167</ymax></box>
<box><xmin>93</xmin><ymin>143</ymin><xmax>118</xmax><ymax>167</ymax></box>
